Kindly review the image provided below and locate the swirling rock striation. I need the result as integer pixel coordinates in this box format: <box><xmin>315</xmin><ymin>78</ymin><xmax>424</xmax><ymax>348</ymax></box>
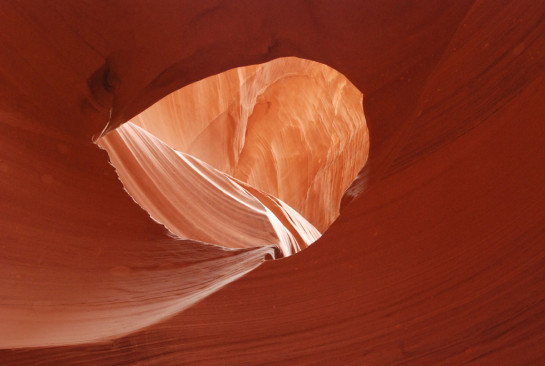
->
<box><xmin>2</xmin><ymin>0</ymin><xmax>545</xmax><ymax>364</ymax></box>
<box><xmin>98</xmin><ymin>121</ymin><xmax>321</xmax><ymax>256</ymax></box>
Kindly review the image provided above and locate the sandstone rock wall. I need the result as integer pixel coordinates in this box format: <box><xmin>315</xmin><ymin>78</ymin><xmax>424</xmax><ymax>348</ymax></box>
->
<box><xmin>2</xmin><ymin>0</ymin><xmax>545</xmax><ymax>364</ymax></box>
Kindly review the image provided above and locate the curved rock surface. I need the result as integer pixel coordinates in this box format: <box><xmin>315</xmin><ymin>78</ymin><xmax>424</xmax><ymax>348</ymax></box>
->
<box><xmin>98</xmin><ymin>122</ymin><xmax>320</xmax><ymax>256</ymax></box>
<box><xmin>2</xmin><ymin>0</ymin><xmax>545</xmax><ymax>364</ymax></box>
<box><xmin>130</xmin><ymin>57</ymin><xmax>368</xmax><ymax>232</ymax></box>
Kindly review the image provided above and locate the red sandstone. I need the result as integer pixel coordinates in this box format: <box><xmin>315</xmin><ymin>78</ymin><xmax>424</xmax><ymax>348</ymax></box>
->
<box><xmin>1</xmin><ymin>1</ymin><xmax>545</xmax><ymax>364</ymax></box>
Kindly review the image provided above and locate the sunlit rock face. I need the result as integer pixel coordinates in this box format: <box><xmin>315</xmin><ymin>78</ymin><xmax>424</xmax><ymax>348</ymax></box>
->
<box><xmin>98</xmin><ymin>58</ymin><xmax>367</xmax><ymax>257</ymax></box>
<box><xmin>128</xmin><ymin>57</ymin><xmax>368</xmax><ymax>233</ymax></box>
<box><xmin>98</xmin><ymin>122</ymin><xmax>320</xmax><ymax>256</ymax></box>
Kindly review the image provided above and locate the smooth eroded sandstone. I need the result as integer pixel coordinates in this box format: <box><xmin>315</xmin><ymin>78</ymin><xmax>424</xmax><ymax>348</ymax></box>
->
<box><xmin>2</xmin><ymin>0</ymin><xmax>545</xmax><ymax>364</ymax></box>
<box><xmin>98</xmin><ymin>122</ymin><xmax>320</xmax><ymax>256</ymax></box>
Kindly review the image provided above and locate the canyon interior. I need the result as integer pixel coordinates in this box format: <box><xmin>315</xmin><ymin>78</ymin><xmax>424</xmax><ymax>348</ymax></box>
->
<box><xmin>1</xmin><ymin>1</ymin><xmax>545</xmax><ymax>365</ymax></box>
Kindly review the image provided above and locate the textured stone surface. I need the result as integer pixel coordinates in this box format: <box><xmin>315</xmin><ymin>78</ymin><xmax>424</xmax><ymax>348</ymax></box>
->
<box><xmin>2</xmin><ymin>0</ymin><xmax>545</xmax><ymax>364</ymax></box>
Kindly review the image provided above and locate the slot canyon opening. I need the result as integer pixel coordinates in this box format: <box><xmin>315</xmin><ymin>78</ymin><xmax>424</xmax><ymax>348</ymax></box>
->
<box><xmin>98</xmin><ymin>57</ymin><xmax>369</xmax><ymax>258</ymax></box>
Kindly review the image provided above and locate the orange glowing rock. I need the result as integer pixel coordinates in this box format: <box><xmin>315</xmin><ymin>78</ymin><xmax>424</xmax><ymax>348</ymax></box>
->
<box><xmin>97</xmin><ymin>58</ymin><xmax>367</xmax><ymax>258</ymax></box>
<box><xmin>129</xmin><ymin>57</ymin><xmax>368</xmax><ymax>232</ymax></box>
